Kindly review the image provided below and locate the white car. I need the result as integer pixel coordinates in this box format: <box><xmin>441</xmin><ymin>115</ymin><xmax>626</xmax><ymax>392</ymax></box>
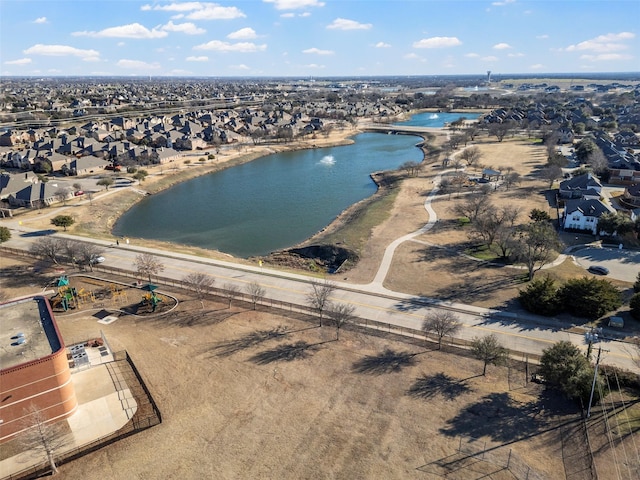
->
<box><xmin>90</xmin><ymin>255</ymin><xmax>105</xmax><ymax>264</ymax></box>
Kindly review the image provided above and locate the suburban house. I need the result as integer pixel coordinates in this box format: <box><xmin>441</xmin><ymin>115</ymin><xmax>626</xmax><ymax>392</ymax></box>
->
<box><xmin>562</xmin><ymin>198</ymin><xmax>616</xmax><ymax>234</ymax></box>
<box><xmin>7</xmin><ymin>181</ymin><xmax>62</xmax><ymax>208</ymax></box>
<box><xmin>559</xmin><ymin>173</ymin><xmax>603</xmax><ymax>199</ymax></box>
<box><xmin>620</xmin><ymin>183</ymin><xmax>640</xmax><ymax>209</ymax></box>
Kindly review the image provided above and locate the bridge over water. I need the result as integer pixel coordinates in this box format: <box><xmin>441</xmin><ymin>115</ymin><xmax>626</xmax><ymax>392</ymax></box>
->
<box><xmin>360</xmin><ymin>123</ymin><xmax>445</xmax><ymax>136</ymax></box>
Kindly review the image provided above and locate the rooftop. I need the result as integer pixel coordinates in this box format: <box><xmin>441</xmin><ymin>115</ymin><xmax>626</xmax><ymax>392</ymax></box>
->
<box><xmin>0</xmin><ymin>296</ymin><xmax>63</xmax><ymax>371</ymax></box>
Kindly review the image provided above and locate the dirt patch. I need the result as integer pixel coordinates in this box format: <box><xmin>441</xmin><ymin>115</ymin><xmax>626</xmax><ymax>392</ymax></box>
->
<box><xmin>3</xmin><ymin>258</ymin><xmax>632</xmax><ymax>480</ymax></box>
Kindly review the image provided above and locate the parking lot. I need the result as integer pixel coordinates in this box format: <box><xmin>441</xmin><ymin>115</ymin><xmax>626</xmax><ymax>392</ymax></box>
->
<box><xmin>572</xmin><ymin>246</ymin><xmax>640</xmax><ymax>283</ymax></box>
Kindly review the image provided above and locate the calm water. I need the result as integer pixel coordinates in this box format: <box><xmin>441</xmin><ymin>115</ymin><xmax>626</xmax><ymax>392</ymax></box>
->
<box><xmin>394</xmin><ymin>111</ymin><xmax>481</xmax><ymax>127</ymax></box>
<box><xmin>114</xmin><ymin>133</ymin><xmax>423</xmax><ymax>257</ymax></box>
<box><xmin>115</xmin><ymin>112</ymin><xmax>481</xmax><ymax>257</ymax></box>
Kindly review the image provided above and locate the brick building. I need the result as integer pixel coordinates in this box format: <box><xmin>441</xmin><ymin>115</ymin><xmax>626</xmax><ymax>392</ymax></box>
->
<box><xmin>0</xmin><ymin>296</ymin><xmax>78</xmax><ymax>442</ymax></box>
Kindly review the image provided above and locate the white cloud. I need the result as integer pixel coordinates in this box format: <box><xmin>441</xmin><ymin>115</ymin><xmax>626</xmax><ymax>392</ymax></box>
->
<box><xmin>413</xmin><ymin>36</ymin><xmax>462</xmax><ymax>49</ymax></box>
<box><xmin>403</xmin><ymin>53</ymin><xmax>422</xmax><ymax>60</ymax></box>
<box><xmin>302</xmin><ymin>47</ymin><xmax>333</xmax><ymax>55</ymax></box>
<box><xmin>507</xmin><ymin>52</ymin><xmax>525</xmax><ymax>57</ymax></box>
<box><xmin>142</xmin><ymin>2</ymin><xmax>245</xmax><ymax>20</ymax></box>
<box><xmin>481</xmin><ymin>55</ymin><xmax>499</xmax><ymax>62</ymax></box>
<box><xmin>565</xmin><ymin>32</ymin><xmax>635</xmax><ymax>53</ymax></box>
<box><xmin>327</xmin><ymin>18</ymin><xmax>372</xmax><ymax>31</ymax></box>
<box><xmin>187</xmin><ymin>6</ymin><xmax>246</xmax><ymax>20</ymax></box>
<box><xmin>530</xmin><ymin>64</ymin><xmax>545</xmax><ymax>70</ymax></box>
<box><xmin>536</xmin><ymin>34</ymin><xmax>549</xmax><ymax>40</ymax></box>
<box><xmin>116</xmin><ymin>59</ymin><xmax>160</xmax><ymax>70</ymax></box>
<box><xmin>580</xmin><ymin>53</ymin><xmax>633</xmax><ymax>62</ymax></box>
<box><xmin>73</xmin><ymin>23</ymin><xmax>167</xmax><ymax>39</ymax></box>
<box><xmin>493</xmin><ymin>43</ymin><xmax>512</xmax><ymax>50</ymax></box>
<box><xmin>280</xmin><ymin>13</ymin><xmax>295</xmax><ymax>18</ymax></box>
<box><xmin>227</xmin><ymin>27</ymin><xmax>257</xmax><ymax>40</ymax></box>
<box><xmin>117</xmin><ymin>42</ymin><xmax>126</xmax><ymax>47</ymax></box>
<box><xmin>23</xmin><ymin>44</ymin><xmax>100</xmax><ymax>61</ymax></box>
<box><xmin>161</xmin><ymin>21</ymin><xmax>206</xmax><ymax>35</ymax></box>
<box><xmin>33</xmin><ymin>17</ymin><xmax>47</xmax><ymax>24</ymax></box>
<box><xmin>4</xmin><ymin>58</ymin><xmax>32</xmax><ymax>65</ymax></box>
<box><xmin>374</xmin><ymin>42</ymin><xmax>391</xmax><ymax>48</ymax></box>
<box><xmin>464</xmin><ymin>52</ymin><xmax>480</xmax><ymax>58</ymax></box>
<box><xmin>230</xmin><ymin>64</ymin><xmax>250</xmax><ymax>70</ymax></box>
<box><xmin>170</xmin><ymin>69</ymin><xmax>193</xmax><ymax>75</ymax></box>
<box><xmin>193</xmin><ymin>40</ymin><xmax>267</xmax><ymax>52</ymax></box>
<box><xmin>186</xmin><ymin>55</ymin><xmax>209</xmax><ymax>62</ymax></box>
<box><xmin>492</xmin><ymin>0</ymin><xmax>515</xmax><ymax>5</ymax></box>
<box><xmin>264</xmin><ymin>0</ymin><xmax>325</xmax><ymax>10</ymax></box>
<box><xmin>304</xmin><ymin>63</ymin><xmax>325</xmax><ymax>69</ymax></box>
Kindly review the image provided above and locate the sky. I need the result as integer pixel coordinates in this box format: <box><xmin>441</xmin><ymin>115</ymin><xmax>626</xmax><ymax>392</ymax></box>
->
<box><xmin>1</xmin><ymin>0</ymin><xmax>639</xmax><ymax>77</ymax></box>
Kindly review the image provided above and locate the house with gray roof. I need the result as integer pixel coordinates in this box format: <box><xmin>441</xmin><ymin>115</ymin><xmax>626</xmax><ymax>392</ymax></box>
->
<box><xmin>562</xmin><ymin>198</ymin><xmax>615</xmax><ymax>234</ymax></box>
<box><xmin>559</xmin><ymin>173</ymin><xmax>603</xmax><ymax>199</ymax></box>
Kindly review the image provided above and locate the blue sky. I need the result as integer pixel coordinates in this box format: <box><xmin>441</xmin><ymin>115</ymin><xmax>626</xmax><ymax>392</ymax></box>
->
<box><xmin>1</xmin><ymin>0</ymin><xmax>638</xmax><ymax>77</ymax></box>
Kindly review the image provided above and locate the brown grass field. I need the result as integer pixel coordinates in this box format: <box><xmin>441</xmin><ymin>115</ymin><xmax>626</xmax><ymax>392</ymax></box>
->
<box><xmin>3</xmin><ymin>127</ymin><xmax>638</xmax><ymax>479</ymax></box>
<box><xmin>0</xmin><ymin>262</ymin><xmax>583</xmax><ymax>480</ymax></box>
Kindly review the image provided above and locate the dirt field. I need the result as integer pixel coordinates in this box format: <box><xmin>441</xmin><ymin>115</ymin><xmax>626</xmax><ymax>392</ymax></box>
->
<box><xmin>0</xmin><ymin>260</ymin><xmax>594</xmax><ymax>480</ymax></box>
<box><xmin>3</xmin><ymin>258</ymin><xmax>638</xmax><ymax>479</ymax></box>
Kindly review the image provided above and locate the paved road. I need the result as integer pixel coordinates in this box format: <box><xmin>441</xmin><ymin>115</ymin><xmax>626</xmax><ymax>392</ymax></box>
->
<box><xmin>572</xmin><ymin>246</ymin><xmax>640</xmax><ymax>283</ymax></box>
<box><xmin>2</xmin><ymin>222</ymin><xmax>637</xmax><ymax>371</ymax></box>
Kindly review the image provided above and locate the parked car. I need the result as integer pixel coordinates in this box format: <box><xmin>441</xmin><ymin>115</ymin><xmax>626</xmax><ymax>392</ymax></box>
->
<box><xmin>588</xmin><ymin>265</ymin><xmax>609</xmax><ymax>275</ymax></box>
<box><xmin>74</xmin><ymin>190</ymin><xmax>84</xmax><ymax>196</ymax></box>
<box><xmin>90</xmin><ymin>255</ymin><xmax>105</xmax><ymax>265</ymax></box>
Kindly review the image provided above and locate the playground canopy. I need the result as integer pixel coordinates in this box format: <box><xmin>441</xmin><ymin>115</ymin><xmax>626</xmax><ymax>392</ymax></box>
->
<box><xmin>140</xmin><ymin>283</ymin><xmax>158</xmax><ymax>292</ymax></box>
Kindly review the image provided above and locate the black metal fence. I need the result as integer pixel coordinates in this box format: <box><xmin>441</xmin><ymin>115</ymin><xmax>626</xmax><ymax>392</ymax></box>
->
<box><xmin>2</xmin><ymin>351</ymin><xmax>161</xmax><ymax>480</ymax></box>
<box><xmin>2</xmin><ymin>245</ymin><xmax>544</xmax><ymax>366</ymax></box>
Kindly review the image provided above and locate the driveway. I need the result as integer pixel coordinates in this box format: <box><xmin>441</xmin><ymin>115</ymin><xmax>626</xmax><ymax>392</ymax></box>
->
<box><xmin>572</xmin><ymin>246</ymin><xmax>640</xmax><ymax>282</ymax></box>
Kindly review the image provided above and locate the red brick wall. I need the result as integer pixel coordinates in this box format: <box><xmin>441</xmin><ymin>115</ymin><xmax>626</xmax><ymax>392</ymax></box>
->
<box><xmin>0</xmin><ymin>348</ymin><xmax>77</xmax><ymax>442</ymax></box>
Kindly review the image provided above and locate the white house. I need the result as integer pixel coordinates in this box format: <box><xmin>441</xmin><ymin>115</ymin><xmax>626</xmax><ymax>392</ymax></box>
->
<box><xmin>563</xmin><ymin>198</ymin><xmax>615</xmax><ymax>234</ymax></box>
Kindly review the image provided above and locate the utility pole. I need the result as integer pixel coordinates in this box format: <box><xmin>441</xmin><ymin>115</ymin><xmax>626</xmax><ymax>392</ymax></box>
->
<box><xmin>587</xmin><ymin>346</ymin><xmax>603</xmax><ymax>418</ymax></box>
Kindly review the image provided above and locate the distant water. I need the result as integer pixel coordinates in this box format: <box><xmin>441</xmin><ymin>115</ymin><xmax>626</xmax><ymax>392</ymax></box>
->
<box><xmin>114</xmin><ymin>133</ymin><xmax>423</xmax><ymax>258</ymax></box>
<box><xmin>394</xmin><ymin>111</ymin><xmax>481</xmax><ymax>127</ymax></box>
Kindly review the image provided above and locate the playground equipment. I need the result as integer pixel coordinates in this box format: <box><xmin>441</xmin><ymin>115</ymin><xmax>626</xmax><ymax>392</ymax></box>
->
<box><xmin>76</xmin><ymin>287</ymin><xmax>96</xmax><ymax>304</ymax></box>
<box><xmin>141</xmin><ymin>292</ymin><xmax>162</xmax><ymax>312</ymax></box>
<box><xmin>50</xmin><ymin>286</ymin><xmax>77</xmax><ymax>311</ymax></box>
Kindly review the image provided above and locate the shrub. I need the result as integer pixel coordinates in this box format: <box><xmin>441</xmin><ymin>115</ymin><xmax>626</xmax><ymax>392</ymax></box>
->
<box><xmin>558</xmin><ymin>277</ymin><xmax>622</xmax><ymax>319</ymax></box>
<box><xmin>630</xmin><ymin>292</ymin><xmax>640</xmax><ymax>321</ymax></box>
<box><xmin>539</xmin><ymin>341</ymin><xmax>604</xmax><ymax>405</ymax></box>
<box><xmin>602</xmin><ymin>365</ymin><xmax>640</xmax><ymax>392</ymax></box>
<box><xmin>518</xmin><ymin>276</ymin><xmax>560</xmax><ymax>316</ymax></box>
<box><xmin>634</xmin><ymin>272</ymin><xmax>640</xmax><ymax>293</ymax></box>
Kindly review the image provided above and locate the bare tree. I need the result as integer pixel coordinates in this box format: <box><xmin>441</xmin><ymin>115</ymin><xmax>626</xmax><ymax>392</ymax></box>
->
<box><xmin>59</xmin><ymin>239</ymin><xmax>83</xmax><ymax>267</ymax></box>
<box><xmin>183</xmin><ymin>272</ymin><xmax>215</xmax><ymax>309</ymax></box>
<box><xmin>471</xmin><ymin>334</ymin><xmax>508</xmax><ymax>375</ymax></box>
<box><xmin>469</xmin><ymin>206</ymin><xmax>519</xmax><ymax>256</ymax></box>
<box><xmin>452</xmin><ymin>194</ymin><xmax>493</xmax><ymax>222</ymax></box>
<box><xmin>19</xmin><ymin>404</ymin><xmax>71</xmax><ymax>476</ymax></box>
<box><xmin>488</xmin><ymin>121</ymin><xmax>515</xmax><ymax>142</ymax></box>
<box><xmin>422</xmin><ymin>311</ymin><xmax>462</xmax><ymax>350</ymax></box>
<box><xmin>449</xmin><ymin>172</ymin><xmax>468</xmax><ymax>197</ymax></box>
<box><xmin>222</xmin><ymin>282</ymin><xmax>240</xmax><ymax>309</ymax></box>
<box><xmin>503</xmin><ymin>171</ymin><xmax>521</xmax><ymax>190</ymax></box>
<box><xmin>399</xmin><ymin>160</ymin><xmax>421</xmax><ymax>177</ymax></box>
<box><xmin>76</xmin><ymin>242</ymin><xmax>104</xmax><ymax>271</ymax></box>
<box><xmin>326</xmin><ymin>302</ymin><xmax>356</xmax><ymax>340</ymax></box>
<box><xmin>134</xmin><ymin>253</ymin><xmax>165</xmax><ymax>283</ymax></box>
<box><xmin>306</xmin><ymin>280</ymin><xmax>336</xmax><ymax>327</ymax></box>
<box><xmin>540</xmin><ymin>165</ymin><xmax>563</xmax><ymax>189</ymax></box>
<box><xmin>30</xmin><ymin>237</ymin><xmax>64</xmax><ymax>265</ymax></box>
<box><xmin>512</xmin><ymin>222</ymin><xmax>562</xmax><ymax>281</ymax></box>
<box><xmin>458</xmin><ymin>146</ymin><xmax>482</xmax><ymax>169</ymax></box>
<box><xmin>587</xmin><ymin>149</ymin><xmax>608</xmax><ymax>176</ymax></box>
<box><xmin>54</xmin><ymin>187</ymin><xmax>72</xmax><ymax>206</ymax></box>
<box><xmin>246</xmin><ymin>281</ymin><xmax>266</xmax><ymax>310</ymax></box>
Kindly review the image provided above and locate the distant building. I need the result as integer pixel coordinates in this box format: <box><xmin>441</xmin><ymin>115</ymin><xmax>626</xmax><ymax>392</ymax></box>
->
<box><xmin>0</xmin><ymin>296</ymin><xmax>78</xmax><ymax>443</ymax></box>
